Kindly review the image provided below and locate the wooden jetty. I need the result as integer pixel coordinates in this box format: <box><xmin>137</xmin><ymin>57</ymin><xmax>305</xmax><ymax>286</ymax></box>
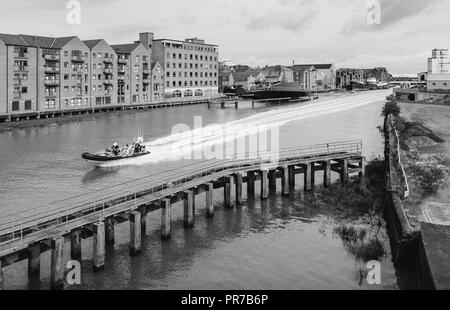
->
<box><xmin>0</xmin><ymin>140</ymin><xmax>365</xmax><ymax>289</ymax></box>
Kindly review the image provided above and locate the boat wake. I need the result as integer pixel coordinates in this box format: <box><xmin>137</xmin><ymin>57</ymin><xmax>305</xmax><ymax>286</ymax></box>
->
<box><xmin>97</xmin><ymin>90</ymin><xmax>390</xmax><ymax>168</ymax></box>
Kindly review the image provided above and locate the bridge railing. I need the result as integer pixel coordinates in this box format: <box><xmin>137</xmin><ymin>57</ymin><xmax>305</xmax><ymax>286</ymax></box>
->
<box><xmin>0</xmin><ymin>140</ymin><xmax>362</xmax><ymax>245</ymax></box>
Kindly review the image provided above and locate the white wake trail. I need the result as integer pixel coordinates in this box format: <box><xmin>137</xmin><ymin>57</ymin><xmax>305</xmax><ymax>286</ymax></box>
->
<box><xmin>99</xmin><ymin>90</ymin><xmax>389</xmax><ymax>167</ymax></box>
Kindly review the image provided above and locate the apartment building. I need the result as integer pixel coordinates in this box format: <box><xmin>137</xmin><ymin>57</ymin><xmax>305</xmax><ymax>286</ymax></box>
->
<box><xmin>152</xmin><ymin>36</ymin><xmax>219</xmax><ymax>98</ymax></box>
<box><xmin>0</xmin><ymin>31</ymin><xmax>215</xmax><ymax>119</ymax></box>
<box><xmin>83</xmin><ymin>39</ymin><xmax>118</xmax><ymax>106</ymax></box>
<box><xmin>111</xmin><ymin>43</ymin><xmax>152</xmax><ymax>105</ymax></box>
<box><xmin>0</xmin><ymin>34</ymin><xmax>92</xmax><ymax>115</ymax></box>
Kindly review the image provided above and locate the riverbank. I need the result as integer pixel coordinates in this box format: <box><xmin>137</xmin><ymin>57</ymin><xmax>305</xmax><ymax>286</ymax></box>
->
<box><xmin>397</xmin><ymin>103</ymin><xmax>450</xmax><ymax>227</ymax></box>
<box><xmin>0</xmin><ymin>98</ymin><xmax>212</xmax><ymax>132</ymax></box>
<box><xmin>383</xmin><ymin>100</ymin><xmax>450</xmax><ymax>289</ymax></box>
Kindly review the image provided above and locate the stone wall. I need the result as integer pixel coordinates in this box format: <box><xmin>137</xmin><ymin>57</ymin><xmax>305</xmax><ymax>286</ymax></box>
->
<box><xmin>383</xmin><ymin>114</ymin><xmax>419</xmax><ymax>268</ymax></box>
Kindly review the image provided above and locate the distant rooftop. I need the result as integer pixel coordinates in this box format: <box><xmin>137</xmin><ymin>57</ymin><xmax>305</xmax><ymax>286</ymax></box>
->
<box><xmin>153</xmin><ymin>37</ymin><xmax>218</xmax><ymax>47</ymax></box>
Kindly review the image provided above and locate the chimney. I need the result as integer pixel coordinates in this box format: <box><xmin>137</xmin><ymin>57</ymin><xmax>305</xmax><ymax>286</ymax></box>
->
<box><xmin>139</xmin><ymin>32</ymin><xmax>154</xmax><ymax>50</ymax></box>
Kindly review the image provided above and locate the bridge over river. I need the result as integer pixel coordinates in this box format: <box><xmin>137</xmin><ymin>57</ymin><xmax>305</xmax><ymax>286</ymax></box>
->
<box><xmin>0</xmin><ymin>140</ymin><xmax>365</xmax><ymax>289</ymax></box>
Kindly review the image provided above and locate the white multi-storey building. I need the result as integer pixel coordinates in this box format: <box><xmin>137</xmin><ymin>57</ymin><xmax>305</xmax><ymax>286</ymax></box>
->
<box><xmin>426</xmin><ymin>49</ymin><xmax>450</xmax><ymax>92</ymax></box>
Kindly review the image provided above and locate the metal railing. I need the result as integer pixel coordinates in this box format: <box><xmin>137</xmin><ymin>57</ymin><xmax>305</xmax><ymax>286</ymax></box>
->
<box><xmin>0</xmin><ymin>140</ymin><xmax>362</xmax><ymax>247</ymax></box>
<box><xmin>391</xmin><ymin>117</ymin><xmax>410</xmax><ymax>198</ymax></box>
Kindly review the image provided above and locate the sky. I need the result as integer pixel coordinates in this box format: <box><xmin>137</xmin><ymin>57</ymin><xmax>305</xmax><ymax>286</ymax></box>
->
<box><xmin>0</xmin><ymin>0</ymin><xmax>449</xmax><ymax>74</ymax></box>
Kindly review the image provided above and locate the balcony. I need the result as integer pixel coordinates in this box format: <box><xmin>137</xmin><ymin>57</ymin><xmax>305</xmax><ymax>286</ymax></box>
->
<box><xmin>13</xmin><ymin>93</ymin><xmax>21</xmax><ymax>99</ymax></box>
<box><xmin>44</xmin><ymin>54</ymin><xmax>60</xmax><ymax>61</ymax></box>
<box><xmin>103</xmin><ymin>79</ymin><xmax>114</xmax><ymax>85</ymax></box>
<box><xmin>72</xmin><ymin>67</ymin><xmax>84</xmax><ymax>73</ymax></box>
<box><xmin>104</xmin><ymin>68</ymin><xmax>113</xmax><ymax>74</ymax></box>
<box><xmin>14</xmin><ymin>66</ymin><xmax>29</xmax><ymax>72</ymax></box>
<box><xmin>142</xmin><ymin>68</ymin><xmax>150</xmax><ymax>74</ymax></box>
<box><xmin>44</xmin><ymin>80</ymin><xmax>60</xmax><ymax>86</ymax></box>
<box><xmin>45</xmin><ymin>92</ymin><xmax>57</xmax><ymax>98</ymax></box>
<box><xmin>118</xmin><ymin>58</ymin><xmax>127</xmax><ymax>64</ymax></box>
<box><xmin>13</xmin><ymin>78</ymin><xmax>23</xmax><ymax>86</ymax></box>
<box><xmin>71</xmin><ymin>55</ymin><xmax>85</xmax><ymax>62</ymax></box>
<box><xmin>103</xmin><ymin>57</ymin><xmax>113</xmax><ymax>63</ymax></box>
<box><xmin>142</xmin><ymin>79</ymin><xmax>150</xmax><ymax>84</ymax></box>
<box><xmin>45</xmin><ymin>66</ymin><xmax>59</xmax><ymax>73</ymax></box>
<box><xmin>13</xmin><ymin>52</ymin><xmax>29</xmax><ymax>59</ymax></box>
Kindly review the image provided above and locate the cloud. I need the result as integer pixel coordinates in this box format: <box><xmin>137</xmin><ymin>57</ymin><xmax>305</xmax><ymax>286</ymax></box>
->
<box><xmin>244</xmin><ymin>0</ymin><xmax>318</xmax><ymax>32</ymax></box>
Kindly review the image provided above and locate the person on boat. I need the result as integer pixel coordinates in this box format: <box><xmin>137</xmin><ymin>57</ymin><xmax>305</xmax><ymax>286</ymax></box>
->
<box><xmin>112</xmin><ymin>143</ymin><xmax>120</xmax><ymax>155</ymax></box>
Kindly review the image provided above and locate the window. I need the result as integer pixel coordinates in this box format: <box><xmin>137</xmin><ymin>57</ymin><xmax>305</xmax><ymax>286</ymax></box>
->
<box><xmin>12</xmin><ymin>101</ymin><xmax>19</xmax><ymax>111</ymax></box>
<box><xmin>21</xmin><ymin>87</ymin><xmax>28</xmax><ymax>94</ymax></box>
<box><xmin>136</xmin><ymin>55</ymin><xmax>140</xmax><ymax>63</ymax></box>
<box><xmin>64</xmin><ymin>75</ymin><xmax>69</xmax><ymax>80</ymax></box>
<box><xmin>64</xmin><ymin>51</ymin><xmax>69</xmax><ymax>57</ymax></box>
<box><xmin>25</xmin><ymin>100</ymin><xmax>32</xmax><ymax>110</ymax></box>
<box><xmin>134</xmin><ymin>65</ymin><xmax>139</xmax><ymax>73</ymax></box>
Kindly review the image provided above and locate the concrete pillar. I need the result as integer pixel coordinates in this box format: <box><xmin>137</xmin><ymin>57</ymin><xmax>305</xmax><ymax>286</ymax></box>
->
<box><xmin>184</xmin><ymin>190</ymin><xmax>195</xmax><ymax>227</ymax></box>
<box><xmin>281</xmin><ymin>166</ymin><xmax>290</xmax><ymax>196</ymax></box>
<box><xmin>247</xmin><ymin>171</ymin><xmax>255</xmax><ymax>194</ymax></box>
<box><xmin>0</xmin><ymin>260</ymin><xmax>4</xmax><ymax>290</ymax></box>
<box><xmin>129</xmin><ymin>211</ymin><xmax>142</xmax><ymax>256</ymax></box>
<box><xmin>161</xmin><ymin>198</ymin><xmax>171</xmax><ymax>240</ymax></box>
<box><xmin>50</xmin><ymin>236</ymin><xmax>65</xmax><ymax>290</ymax></box>
<box><xmin>105</xmin><ymin>216</ymin><xmax>115</xmax><ymax>246</ymax></box>
<box><xmin>304</xmin><ymin>163</ymin><xmax>312</xmax><ymax>191</ymax></box>
<box><xmin>139</xmin><ymin>206</ymin><xmax>147</xmax><ymax>233</ymax></box>
<box><xmin>323</xmin><ymin>160</ymin><xmax>331</xmax><ymax>188</ymax></box>
<box><xmin>70</xmin><ymin>229</ymin><xmax>82</xmax><ymax>261</ymax></box>
<box><xmin>224</xmin><ymin>176</ymin><xmax>235</xmax><ymax>208</ymax></box>
<box><xmin>260</xmin><ymin>170</ymin><xmax>268</xmax><ymax>200</ymax></box>
<box><xmin>268</xmin><ymin>170</ymin><xmax>277</xmax><ymax>192</ymax></box>
<box><xmin>311</xmin><ymin>163</ymin><xmax>316</xmax><ymax>190</ymax></box>
<box><xmin>205</xmin><ymin>183</ymin><xmax>214</xmax><ymax>218</ymax></box>
<box><xmin>288</xmin><ymin>165</ymin><xmax>296</xmax><ymax>189</ymax></box>
<box><xmin>359</xmin><ymin>157</ymin><xmax>366</xmax><ymax>180</ymax></box>
<box><xmin>235</xmin><ymin>173</ymin><xmax>243</xmax><ymax>205</ymax></box>
<box><xmin>28</xmin><ymin>244</ymin><xmax>40</xmax><ymax>278</ymax></box>
<box><xmin>341</xmin><ymin>158</ymin><xmax>349</xmax><ymax>184</ymax></box>
<box><xmin>93</xmin><ymin>222</ymin><xmax>105</xmax><ymax>271</ymax></box>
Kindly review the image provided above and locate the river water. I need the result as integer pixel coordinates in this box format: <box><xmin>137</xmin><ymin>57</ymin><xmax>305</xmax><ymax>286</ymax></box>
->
<box><xmin>0</xmin><ymin>89</ymin><xmax>407</xmax><ymax>290</ymax></box>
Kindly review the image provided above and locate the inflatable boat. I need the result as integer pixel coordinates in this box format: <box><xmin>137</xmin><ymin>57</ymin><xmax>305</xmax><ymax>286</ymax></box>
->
<box><xmin>82</xmin><ymin>137</ymin><xmax>150</xmax><ymax>163</ymax></box>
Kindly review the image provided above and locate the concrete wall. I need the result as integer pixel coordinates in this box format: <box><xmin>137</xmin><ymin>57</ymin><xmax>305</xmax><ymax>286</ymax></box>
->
<box><xmin>383</xmin><ymin>115</ymin><xmax>419</xmax><ymax>268</ymax></box>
